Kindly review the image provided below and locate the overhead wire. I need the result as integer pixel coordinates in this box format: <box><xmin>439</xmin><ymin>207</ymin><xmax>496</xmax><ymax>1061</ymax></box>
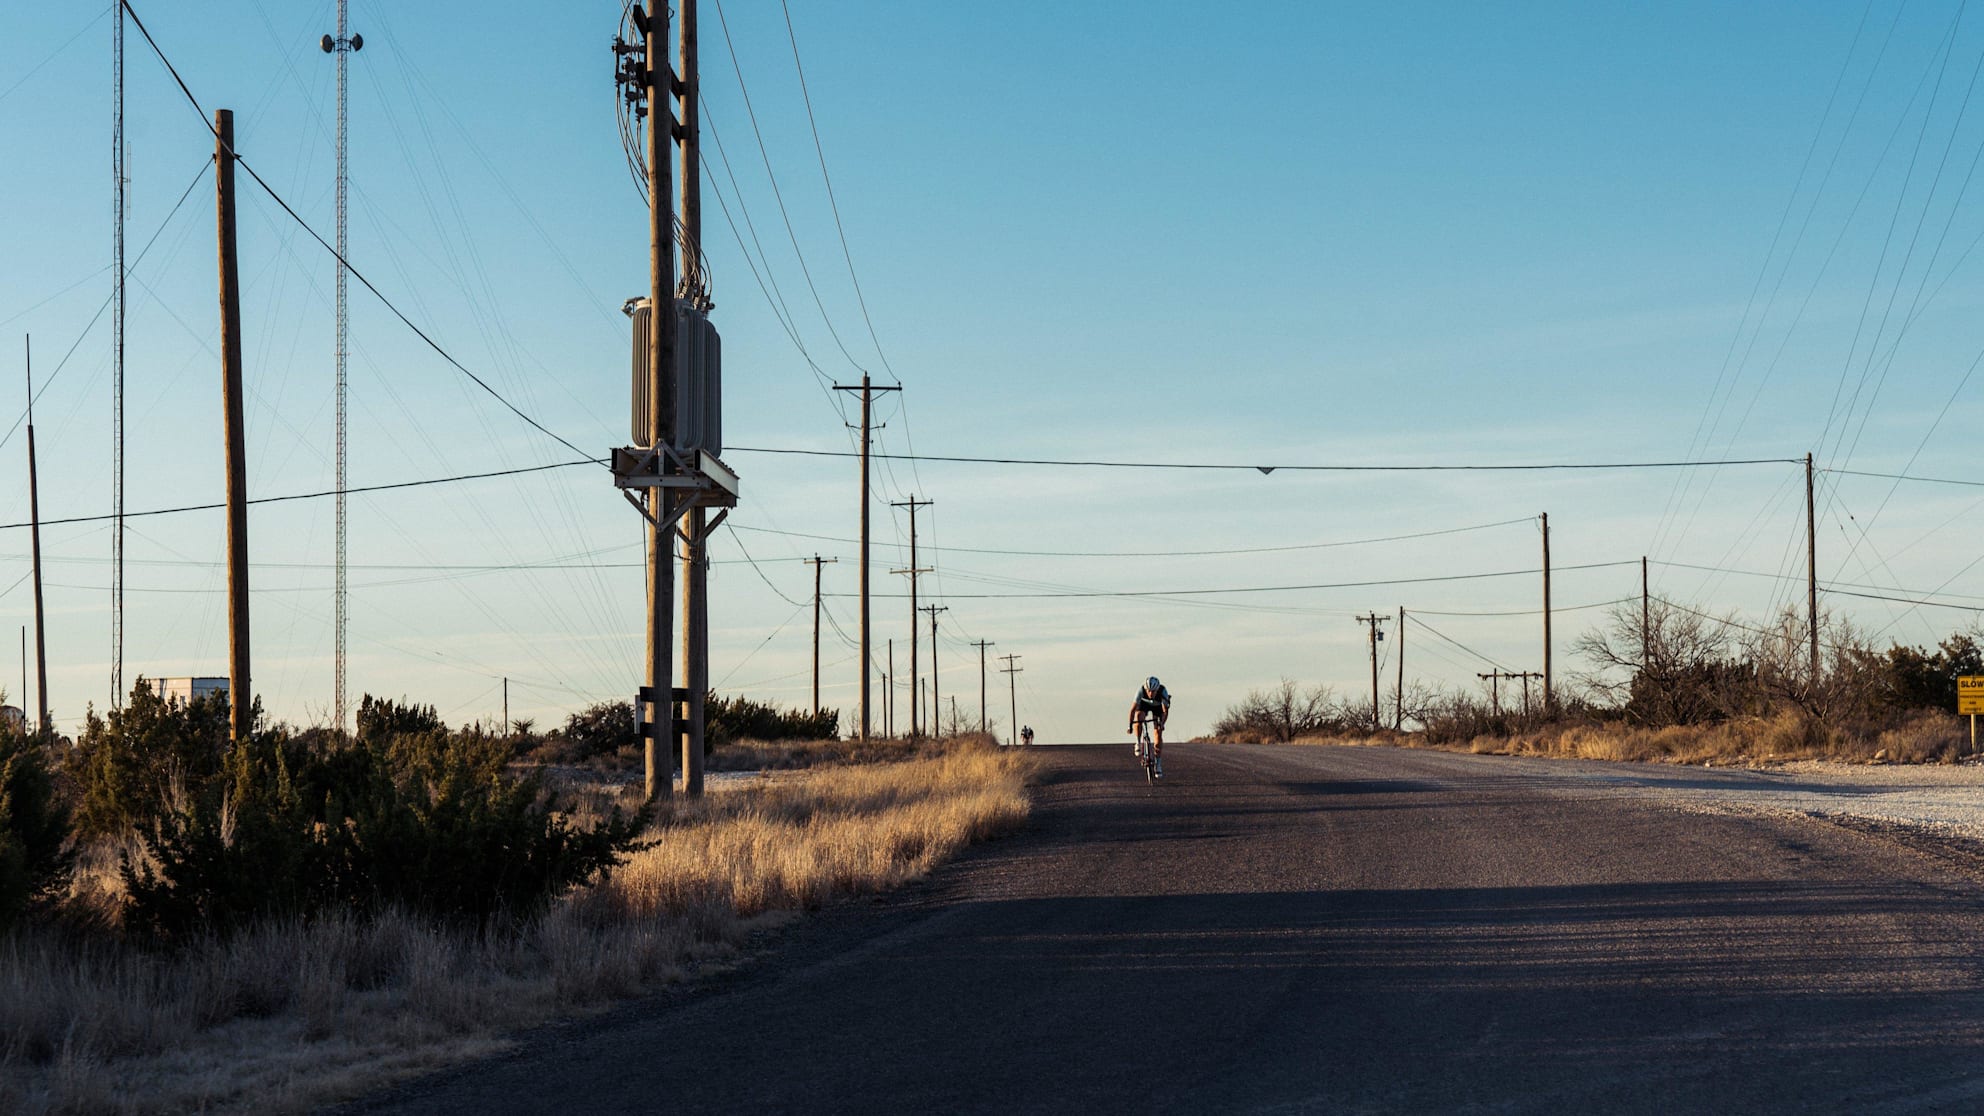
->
<box><xmin>727</xmin><ymin>445</ymin><xmax>1805</xmax><ymax>473</ymax></box>
<box><xmin>707</xmin><ymin>0</ymin><xmax>870</xmax><ymax>377</ymax></box>
<box><xmin>119</xmin><ymin>0</ymin><xmax>601</xmax><ymax>466</ymax></box>
<box><xmin>0</xmin><ymin>157</ymin><xmax>210</xmax><ymax>455</ymax></box>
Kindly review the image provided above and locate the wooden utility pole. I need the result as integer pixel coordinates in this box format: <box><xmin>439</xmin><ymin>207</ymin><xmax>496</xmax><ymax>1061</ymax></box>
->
<box><xmin>834</xmin><ymin>377</ymin><xmax>899</xmax><ymax>740</ymax></box>
<box><xmin>1510</xmin><ymin>671</ymin><xmax>1543</xmax><ymax>718</ymax></box>
<box><xmin>886</xmin><ymin>637</ymin><xmax>894</xmax><ymax>737</ymax></box>
<box><xmin>921</xmin><ymin>604</ymin><xmax>947</xmax><ymax>734</ymax></box>
<box><xmin>640</xmin><ymin>0</ymin><xmax>678</xmax><ymax>801</ymax></box>
<box><xmin>215</xmin><ymin>109</ymin><xmax>251</xmax><ymax>744</ymax></box>
<box><xmin>1641</xmin><ymin>555</ymin><xmax>1650</xmax><ymax>667</ymax></box>
<box><xmin>890</xmin><ymin>495</ymin><xmax>932</xmax><ymax>736</ymax></box>
<box><xmin>1355</xmin><ymin>612</ymin><xmax>1387</xmax><ymax>730</ymax></box>
<box><xmin>501</xmin><ymin>677</ymin><xmax>509</xmax><ymax>736</ymax></box>
<box><xmin>1394</xmin><ymin>606</ymin><xmax>1405</xmax><ymax>731</ymax></box>
<box><xmin>803</xmin><ymin>555</ymin><xmax>837</xmax><ymax>716</ymax></box>
<box><xmin>1540</xmin><ymin>511</ymin><xmax>1553</xmax><ymax>716</ymax></box>
<box><xmin>673</xmin><ymin>0</ymin><xmax>709</xmax><ymax>797</ymax></box>
<box><xmin>1806</xmin><ymin>452</ymin><xmax>1819</xmax><ymax>684</ymax></box>
<box><xmin>999</xmin><ymin>653</ymin><xmax>1022</xmax><ymax>746</ymax></box>
<box><xmin>1478</xmin><ymin>670</ymin><xmax>1502</xmax><ymax>717</ymax></box>
<box><xmin>971</xmin><ymin>639</ymin><xmax>994</xmax><ymax>734</ymax></box>
<box><xmin>24</xmin><ymin>337</ymin><xmax>48</xmax><ymax>734</ymax></box>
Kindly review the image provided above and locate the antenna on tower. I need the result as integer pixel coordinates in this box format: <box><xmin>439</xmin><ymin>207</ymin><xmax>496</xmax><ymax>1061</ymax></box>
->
<box><xmin>323</xmin><ymin>3</ymin><xmax>361</xmax><ymax>732</ymax></box>
<box><xmin>112</xmin><ymin>0</ymin><xmax>126</xmax><ymax>708</ymax></box>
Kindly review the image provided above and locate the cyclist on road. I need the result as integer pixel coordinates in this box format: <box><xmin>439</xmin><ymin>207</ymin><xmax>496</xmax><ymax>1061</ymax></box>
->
<box><xmin>1128</xmin><ymin>676</ymin><xmax>1171</xmax><ymax>777</ymax></box>
<box><xmin>1020</xmin><ymin>725</ymin><xmax>1035</xmax><ymax>746</ymax></box>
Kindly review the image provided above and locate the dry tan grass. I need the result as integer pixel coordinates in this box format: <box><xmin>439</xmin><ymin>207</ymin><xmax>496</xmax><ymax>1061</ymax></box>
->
<box><xmin>1290</xmin><ymin>709</ymin><xmax>1975</xmax><ymax>766</ymax></box>
<box><xmin>0</xmin><ymin>738</ymin><xmax>1035</xmax><ymax>1115</ymax></box>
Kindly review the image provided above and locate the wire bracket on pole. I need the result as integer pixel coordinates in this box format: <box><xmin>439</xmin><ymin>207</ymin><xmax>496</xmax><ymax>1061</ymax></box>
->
<box><xmin>612</xmin><ymin>444</ymin><xmax>739</xmax><ymax>526</ymax></box>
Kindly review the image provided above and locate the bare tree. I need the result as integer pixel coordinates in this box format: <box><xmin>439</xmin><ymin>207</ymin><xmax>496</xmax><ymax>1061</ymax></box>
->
<box><xmin>1212</xmin><ymin>679</ymin><xmax>1351</xmax><ymax>742</ymax></box>
<box><xmin>1742</xmin><ymin>604</ymin><xmax>1879</xmax><ymax>720</ymax></box>
<box><xmin>1573</xmin><ymin>598</ymin><xmax>1747</xmax><ymax>726</ymax></box>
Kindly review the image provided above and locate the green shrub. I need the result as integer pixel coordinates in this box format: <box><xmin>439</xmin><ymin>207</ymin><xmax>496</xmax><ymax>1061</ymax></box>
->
<box><xmin>66</xmin><ymin>680</ymin><xmax>239</xmax><ymax>841</ymax></box>
<box><xmin>535</xmin><ymin>700</ymin><xmax>638</xmax><ymax>763</ymax></box>
<box><xmin>0</xmin><ymin>720</ymin><xmax>71</xmax><ymax>930</ymax></box>
<box><xmin>122</xmin><ymin>723</ymin><xmax>642</xmax><ymax>938</ymax></box>
<box><xmin>707</xmin><ymin>692</ymin><xmax>838</xmax><ymax>747</ymax></box>
<box><xmin>355</xmin><ymin>694</ymin><xmax>445</xmax><ymax>744</ymax></box>
<box><xmin>314</xmin><ymin>728</ymin><xmax>640</xmax><ymax>926</ymax></box>
<box><xmin>121</xmin><ymin>733</ymin><xmax>325</xmax><ymax>938</ymax></box>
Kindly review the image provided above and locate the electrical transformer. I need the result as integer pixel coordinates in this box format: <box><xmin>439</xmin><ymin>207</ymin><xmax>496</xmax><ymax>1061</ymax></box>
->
<box><xmin>627</xmin><ymin>297</ymin><xmax>722</xmax><ymax>456</ymax></box>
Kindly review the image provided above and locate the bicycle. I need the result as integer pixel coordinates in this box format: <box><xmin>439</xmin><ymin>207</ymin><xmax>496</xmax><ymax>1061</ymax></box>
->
<box><xmin>1131</xmin><ymin>714</ymin><xmax>1161</xmax><ymax>782</ymax></box>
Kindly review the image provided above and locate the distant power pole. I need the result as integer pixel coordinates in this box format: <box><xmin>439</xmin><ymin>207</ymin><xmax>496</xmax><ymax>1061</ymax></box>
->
<box><xmin>890</xmin><ymin>495</ymin><xmax>932</xmax><ymax>736</ymax></box>
<box><xmin>1540</xmin><ymin>511</ymin><xmax>1553</xmax><ymax>715</ymax></box>
<box><xmin>1394</xmin><ymin>606</ymin><xmax>1405</xmax><ymax>731</ymax></box>
<box><xmin>886</xmin><ymin>637</ymin><xmax>894</xmax><ymax>737</ymax></box>
<box><xmin>833</xmin><ymin>376</ymin><xmax>899</xmax><ymax>740</ymax></box>
<box><xmin>999</xmin><ymin>653</ymin><xmax>1022</xmax><ymax>745</ymax></box>
<box><xmin>971</xmin><ymin>639</ymin><xmax>994</xmax><ymax>733</ymax></box>
<box><xmin>803</xmin><ymin>555</ymin><xmax>837</xmax><ymax>715</ymax></box>
<box><xmin>1806</xmin><ymin>453</ymin><xmax>1819</xmax><ymax>684</ymax></box>
<box><xmin>1478</xmin><ymin>670</ymin><xmax>1503</xmax><ymax>717</ymax></box>
<box><xmin>215</xmin><ymin>109</ymin><xmax>252</xmax><ymax>744</ymax></box>
<box><xmin>1641</xmin><ymin>555</ymin><xmax>1651</xmax><ymax>667</ymax></box>
<box><xmin>1510</xmin><ymin>671</ymin><xmax>1543</xmax><ymax>718</ymax></box>
<box><xmin>24</xmin><ymin>337</ymin><xmax>49</xmax><ymax>734</ymax></box>
<box><xmin>921</xmin><ymin>604</ymin><xmax>947</xmax><ymax>734</ymax></box>
<box><xmin>501</xmin><ymin>676</ymin><xmax>509</xmax><ymax>736</ymax></box>
<box><xmin>1355</xmin><ymin>612</ymin><xmax>1387</xmax><ymax>730</ymax></box>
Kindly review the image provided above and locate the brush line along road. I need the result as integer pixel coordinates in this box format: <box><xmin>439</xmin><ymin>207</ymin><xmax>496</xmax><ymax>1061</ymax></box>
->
<box><xmin>352</xmin><ymin>744</ymin><xmax>1984</xmax><ymax>1114</ymax></box>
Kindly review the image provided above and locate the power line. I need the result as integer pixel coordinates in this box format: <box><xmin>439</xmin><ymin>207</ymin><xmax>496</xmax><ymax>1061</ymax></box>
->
<box><xmin>1825</xmin><ymin>466</ymin><xmax>1984</xmax><ymax>488</ymax></box>
<box><xmin>821</xmin><ymin>561</ymin><xmax>1639</xmax><ymax>600</ymax></box>
<box><xmin>727</xmin><ymin>445</ymin><xmax>1805</xmax><ymax>473</ymax></box>
<box><xmin>0</xmin><ymin>458</ymin><xmax>596</xmax><ymax>533</ymax></box>
<box><xmin>777</xmin><ymin>0</ymin><xmax>897</xmax><ymax>384</ymax></box>
<box><xmin>730</xmin><ymin>515</ymin><xmax>1535</xmax><ymax>559</ymax></box>
<box><xmin>707</xmin><ymin>0</ymin><xmax>869</xmax><ymax>375</ymax></box>
<box><xmin>118</xmin><ymin>0</ymin><xmax>600</xmax><ymax>466</ymax></box>
<box><xmin>725</xmin><ymin>528</ymin><xmax>808</xmax><ymax>607</ymax></box>
<box><xmin>1407</xmin><ymin>613</ymin><xmax>1512</xmax><ymax>673</ymax></box>
<box><xmin>1410</xmin><ymin>596</ymin><xmax>1635</xmax><ymax>618</ymax></box>
<box><xmin>0</xmin><ymin>157</ymin><xmax>210</xmax><ymax>456</ymax></box>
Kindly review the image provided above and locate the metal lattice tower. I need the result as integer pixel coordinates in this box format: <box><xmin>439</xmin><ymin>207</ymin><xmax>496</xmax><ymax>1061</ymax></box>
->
<box><xmin>323</xmin><ymin>5</ymin><xmax>360</xmax><ymax>731</ymax></box>
<box><xmin>112</xmin><ymin>2</ymin><xmax>125</xmax><ymax>707</ymax></box>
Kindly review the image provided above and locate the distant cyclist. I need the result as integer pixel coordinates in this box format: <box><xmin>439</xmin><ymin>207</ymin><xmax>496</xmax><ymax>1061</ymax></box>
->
<box><xmin>1020</xmin><ymin>725</ymin><xmax>1034</xmax><ymax>746</ymax></box>
<box><xmin>1128</xmin><ymin>676</ymin><xmax>1171</xmax><ymax>777</ymax></box>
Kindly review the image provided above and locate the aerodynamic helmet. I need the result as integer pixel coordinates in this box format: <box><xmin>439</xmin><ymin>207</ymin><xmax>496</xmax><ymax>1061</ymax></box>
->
<box><xmin>1146</xmin><ymin>676</ymin><xmax>1161</xmax><ymax>692</ymax></box>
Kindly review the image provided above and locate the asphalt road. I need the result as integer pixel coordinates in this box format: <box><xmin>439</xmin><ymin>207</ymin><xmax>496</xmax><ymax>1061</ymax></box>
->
<box><xmin>347</xmin><ymin>743</ymin><xmax>1984</xmax><ymax>1114</ymax></box>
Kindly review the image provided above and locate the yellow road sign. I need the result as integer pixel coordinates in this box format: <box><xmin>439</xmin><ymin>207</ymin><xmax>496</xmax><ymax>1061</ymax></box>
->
<box><xmin>1960</xmin><ymin>676</ymin><xmax>1984</xmax><ymax>715</ymax></box>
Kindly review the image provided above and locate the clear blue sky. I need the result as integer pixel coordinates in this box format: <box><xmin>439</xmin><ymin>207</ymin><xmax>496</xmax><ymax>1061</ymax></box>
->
<box><xmin>3</xmin><ymin>1</ymin><xmax>1982</xmax><ymax>741</ymax></box>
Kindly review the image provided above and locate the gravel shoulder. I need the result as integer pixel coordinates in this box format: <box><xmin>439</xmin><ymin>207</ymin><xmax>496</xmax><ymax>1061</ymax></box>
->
<box><xmin>1341</xmin><ymin>744</ymin><xmax>1984</xmax><ymax>840</ymax></box>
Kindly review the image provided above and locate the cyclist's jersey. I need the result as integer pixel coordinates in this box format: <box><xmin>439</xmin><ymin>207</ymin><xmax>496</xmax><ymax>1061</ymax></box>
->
<box><xmin>1132</xmin><ymin>685</ymin><xmax>1171</xmax><ymax>714</ymax></box>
